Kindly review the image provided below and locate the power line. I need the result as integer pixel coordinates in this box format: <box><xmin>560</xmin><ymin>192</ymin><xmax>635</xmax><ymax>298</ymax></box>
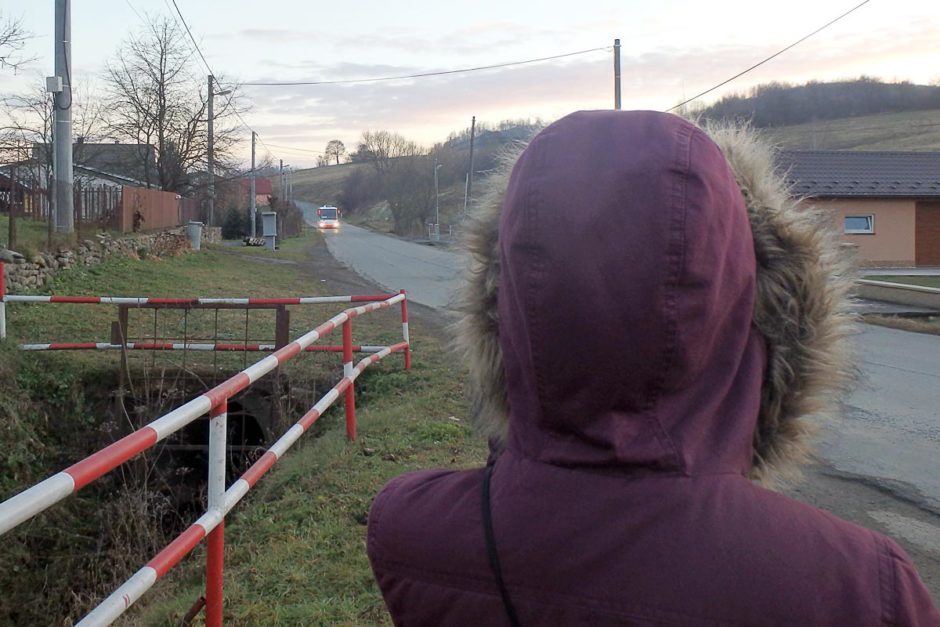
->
<box><xmin>165</xmin><ymin>0</ymin><xmax>276</xmax><ymax>163</ymax></box>
<box><xmin>667</xmin><ymin>0</ymin><xmax>871</xmax><ymax>112</ymax></box>
<box><xmin>243</xmin><ymin>46</ymin><xmax>611</xmax><ymax>87</ymax></box>
<box><xmin>263</xmin><ymin>142</ymin><xmax>327</xmax><ymax>155</ymax></box>
<box><xmin>169</xmin><ymin>0</ymin><xmax>213</xmax><ymax>76</ymax></box>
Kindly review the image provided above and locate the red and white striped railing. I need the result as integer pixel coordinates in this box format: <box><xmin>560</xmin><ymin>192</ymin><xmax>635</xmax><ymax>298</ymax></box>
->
<box><xmin>0</xmin><ymin>265</ymin><xmax>412</xmax><ymax>626</ymax></box>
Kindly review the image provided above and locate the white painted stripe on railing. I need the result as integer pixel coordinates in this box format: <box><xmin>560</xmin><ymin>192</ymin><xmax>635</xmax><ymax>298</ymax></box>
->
<box><xmin>0</xmin><ymin>472</ymin><xmax>75</xmax><ymax>536</ymax></box>
<box><xmin>20</xmin><ymin>344</ymin><xmax>53</xmax><ymax>350</ymax></box>
<box><xmin>316</xmin><ymin>388</ymin><xmax>341</xmax><ymax>414</ymax></box>
<box><xmin>243</xmin><ymin>354</ymin><xmax>280</xmax><ymax>384</ymax></box>
<box><xmin>198</xmin><ymin>298</ymin><xmax>250</xmax><ymax>305</ymax></box>
<box><xmin>223</xmin><ymin>479</ymin><xmax>251</xmax><ymax>514</ymax></box>
<box><xmin>149</xmin><ymin>396</ymin><xmax>213</xmax><ymax>441</ymax></box>
<box><xmin>194</xmin><ymin>508</ymin><xmax>224</xmax><ymax>534</ymax></box>
<box><xmin>360</xmin><ymin>345</ymin><xmax>385</xmax><ymax>353</ymax></box>
<box><xmin>98</xmin><ymin>297</ymin><xmax>149</xmax><ymax>305</ymax></box>
<box><xmin>268</xmin><ymin>424</ymin><xmax>305</xmax><ymax>459</ymax></box>
<box><xmin>76</xmin><ymin>566</ymin><xmax>158</xmax><ymax>627</ymax></box>
<box><xmin>297</xmin><ymin>296</ymin><xmax>353</xmax><ymax>304</ymax></box>
<box><xmin>4</xmin><ymin>295</ymin><xmax>53</xmax><ymax>302</ymax></box>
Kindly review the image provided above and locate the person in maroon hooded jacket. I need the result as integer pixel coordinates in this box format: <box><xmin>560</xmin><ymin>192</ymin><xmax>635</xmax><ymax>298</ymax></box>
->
<box><xmin>367</xmin><ymin>111</ymin><xmax>940</xmax><ymax>626</ymax></box>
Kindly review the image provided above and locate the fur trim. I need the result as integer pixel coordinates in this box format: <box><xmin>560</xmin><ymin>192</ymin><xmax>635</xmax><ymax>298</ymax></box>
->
<box><xmin>453</xmin><ymin>146</ymin><xmax>519</xmax><ymax>442</ymax></box>
<box><xmin>703</xmin><ymin>121</ymin><xmax>857</xmax><ymax>486</ymax></box>
<box><xmin>454</xmin><ymin>121</ymin><xmax>857</xmax><ymax>487</ymax></box>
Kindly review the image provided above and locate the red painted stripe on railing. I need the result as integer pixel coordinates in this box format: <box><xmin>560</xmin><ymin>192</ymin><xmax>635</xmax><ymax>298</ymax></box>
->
<box><xmin>49</xmin><ymin>342</ymin><xmax>101</xmax><ymax>349</ymax></box>
<box><xmin>350</xmin><ymin>294</ymin><xmax>396</xmax><ymax>302</ymax></box>
<box><xmin>204</xmin><ymin>373</ymin><xmax>251</xmax><ymax>408</ymax></box>
<box><xmin>298</xmin><ymin>409</ymin><xmax>321</xmax><ymax>431</ymax></box>
<box><xmin>147</xmin><ymin>524</ymin><xmax>207</xmax><ymax>578</ymax></box>
<box><xmin>49</xmin><ymin>296</ymin><xmax>101</xmax><ymax>303</ymax></box>
<box><xmin>241</xmin><ymin>452</ymin><xmax>278</xmax><ymax>487</ymax></box>
<box><xmin>336</xmin><ymin>378</ymin><xmax>352</xmax><ymax>394</ymax></box>
<box><xmin>65</xmin><ymin>428</ymin><xmax>159</xmax><ymax>490</ymax></box>
<box><xmin>275</xmin><ymin>342</ymin><xmax>302</xmax><ymax>363</ymax></box>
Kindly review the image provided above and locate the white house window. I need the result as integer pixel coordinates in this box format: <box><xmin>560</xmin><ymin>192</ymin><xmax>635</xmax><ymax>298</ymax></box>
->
<box><xmin>844</xmin><ymin>215</ymin><xmax>874</xmax><ymax>234</ymax></box>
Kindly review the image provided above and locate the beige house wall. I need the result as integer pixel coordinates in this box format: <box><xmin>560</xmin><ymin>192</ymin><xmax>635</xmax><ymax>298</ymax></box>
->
<box><xmin>811</xmin><ymin>198</ymin><xmax>916</xmax><ymax>267</ymax></box>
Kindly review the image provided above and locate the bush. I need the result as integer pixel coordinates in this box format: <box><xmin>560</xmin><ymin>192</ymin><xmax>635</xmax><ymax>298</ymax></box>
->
<box><xmin>222</xmin><ymin>207</ymin><xmax>250</xmax><ymax>240</ymax></box>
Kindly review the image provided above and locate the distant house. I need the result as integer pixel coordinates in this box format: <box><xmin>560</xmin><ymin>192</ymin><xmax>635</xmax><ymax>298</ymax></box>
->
<box><xmin>32</xmin><ymin>141</ymin><xmax>158</xmax><ymax>187</ymax></box>
<box><xmin>240</xmin><ymin>177</ymin><xmax>273</xmax><ymax>207</ymax></box>
<box><xmin>780</xmin><ymin>151</ymin><xmax>940</xmax><ymax>266</ymax></box>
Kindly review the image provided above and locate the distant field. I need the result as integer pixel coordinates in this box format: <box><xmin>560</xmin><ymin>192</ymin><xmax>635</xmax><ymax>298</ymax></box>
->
<box><xmin>764</xmin><ymin>109</ymin><xmax>940</xmax><ymax>151</ymax></box>
<box><xmin>290</xmin><ymin>162</ymin><xmax>368</xmax><ymax>207</ymax></box>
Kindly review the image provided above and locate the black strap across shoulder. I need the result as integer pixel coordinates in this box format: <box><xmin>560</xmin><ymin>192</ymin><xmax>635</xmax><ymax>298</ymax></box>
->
<box><xmin>482</xmin><ymin>463</ymin><xmax>522</xmax><ymax>627</ymax></box>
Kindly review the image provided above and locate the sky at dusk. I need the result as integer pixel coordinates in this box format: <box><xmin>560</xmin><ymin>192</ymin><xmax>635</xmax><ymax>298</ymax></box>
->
<box><xmin>1</xmin><ymin>0</ymin><xmax>938</xmax><ymax>168</ymax></box>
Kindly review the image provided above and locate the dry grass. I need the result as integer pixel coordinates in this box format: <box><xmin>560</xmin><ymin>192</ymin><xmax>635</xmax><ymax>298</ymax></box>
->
<box><xmin>764</xmin><ymin>109</ymin><xmax>940</xmax><ymax>151</ymax></box>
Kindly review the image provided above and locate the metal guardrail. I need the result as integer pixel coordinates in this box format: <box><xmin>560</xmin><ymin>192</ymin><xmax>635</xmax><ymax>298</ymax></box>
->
<box><xmin>0</xmin><ymin>263</ymin><xmax>412</xmax><ymax>626</ymax></box>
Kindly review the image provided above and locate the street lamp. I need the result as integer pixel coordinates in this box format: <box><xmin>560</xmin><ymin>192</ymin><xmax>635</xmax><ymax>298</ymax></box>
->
<box><xmin>207</xmin><ymin>75</ymin><xmax>232</xmax><ymax>228</ymax></box>
<box><xmin>433</xmin><ymin>160</ymin><xmax>443</xmax><ymax>241</ymax></box>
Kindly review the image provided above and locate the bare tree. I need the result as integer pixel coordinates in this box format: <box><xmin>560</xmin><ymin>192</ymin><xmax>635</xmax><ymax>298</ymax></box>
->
<box><xmin>0</xmin><ymin>13</ymin><xmax>32</xmax><ymax>74</ymax></box>
<box><xmin>104</xmin><ymin>16</ymin><xmax>243</xmax><ymax>194</ymax></box>
<box><xmin>324</xmin><ymin>139</ymin><xmax>345</xmax><ymax>165</ymax></box>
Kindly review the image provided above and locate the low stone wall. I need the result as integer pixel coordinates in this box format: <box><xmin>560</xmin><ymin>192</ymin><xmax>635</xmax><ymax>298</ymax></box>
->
<box><xmin>3</xmin><ymin>226</ymin><xmax>220</xmax><ymax>292</ymax></box>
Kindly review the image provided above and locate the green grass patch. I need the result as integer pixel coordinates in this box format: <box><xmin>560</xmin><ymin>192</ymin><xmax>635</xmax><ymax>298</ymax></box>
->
<box><xmin>865</xmin><ymin>275</ymin><xmax>940</xmax><ymax>289</ymax></box>
<box><xmin>4</xmin><ymin>231</ymin><xmax>483</xmax><ymax>624</ymax></box>
<box><xmin>129</xmin><ymin>331</ymin><xmax>484</xmax><ymax>626</ymax></box>
<box><xmin>212</xmin><ymin>229</ymin><xmax>322</xmax><ymax>263</ymax></box>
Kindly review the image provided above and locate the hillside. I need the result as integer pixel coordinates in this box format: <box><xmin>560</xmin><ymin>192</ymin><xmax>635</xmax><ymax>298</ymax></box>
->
<box><xmin>290</xmin><ymin>106</ymin><xmax>940</xmax><ymax>226</ymax></box>
<box><xmin>290</xmin><ymin>162</ymin><xmax>369</xmax><ymax>207</ymax></box>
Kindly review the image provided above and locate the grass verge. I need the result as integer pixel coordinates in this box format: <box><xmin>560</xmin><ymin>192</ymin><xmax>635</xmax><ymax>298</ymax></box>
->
<box><xmin>4</xmin><ymin>229</ymin><xmax>484</xmax><ymax>625</ymax></box>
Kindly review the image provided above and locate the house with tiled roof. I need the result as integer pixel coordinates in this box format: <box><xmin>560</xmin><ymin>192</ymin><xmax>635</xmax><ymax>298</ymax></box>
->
<box><xmin>779</xmin><ymin>151</ymin><xmax>940</xmax><ymax>266</ymax></box>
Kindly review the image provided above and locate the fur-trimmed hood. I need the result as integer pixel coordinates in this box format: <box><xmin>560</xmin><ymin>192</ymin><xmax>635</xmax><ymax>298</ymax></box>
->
<box><xmin>455</xmin><ymin>110</ymin><xmax>855</xmax><ymax>486</ymax></box>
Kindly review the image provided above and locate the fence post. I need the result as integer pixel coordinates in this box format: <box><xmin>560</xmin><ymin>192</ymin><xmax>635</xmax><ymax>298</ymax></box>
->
<box><xmin>0</xmin><ymin>261</ymin><xmax>6</xmax><ymax>339</ymax></box>
<box><xmin>343</xmin><ymin>319</ymin><xmax>356</xmax><ymax>440</ymax></box>
<box><xmin>400</xmin><ymin>289</ymin><xmax>411</xmax><ymax>370</ymax></box>
<box><xmin>205</xmin><ymin>400</ymin><xmax>227</xmax><ymax>627</ymax></box>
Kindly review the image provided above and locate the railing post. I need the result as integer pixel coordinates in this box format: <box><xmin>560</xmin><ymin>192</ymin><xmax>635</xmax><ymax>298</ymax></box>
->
<box><xmin>206</xmin><ymin>400</ymin><xmax>227</xmax><ymax>627</ymax></box>
<box><xmin>399</xmin><ymin>289</ymin><xmax>411</xmax><ymax>370</ymax></box>
<box><xmin>343</xmin><ymin>319</ymin><xmax>356</xmax><ymax>440</ymax></box>
<box><xmin>0</xmin><ymin>261</ymin><xmax>6</xmax><ymax>339</ymax></box>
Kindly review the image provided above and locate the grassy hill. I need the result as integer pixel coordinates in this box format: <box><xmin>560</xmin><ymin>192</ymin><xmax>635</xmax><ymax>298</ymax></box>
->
<box><xmin>290</xmin><ymin>162</ymin><xmax>369</xmax><ymax>207</ymax></box>
<box><xmin>763</xmin><ymin>109</ymin><xmax>940</xmax><ymax>151</ymax></box>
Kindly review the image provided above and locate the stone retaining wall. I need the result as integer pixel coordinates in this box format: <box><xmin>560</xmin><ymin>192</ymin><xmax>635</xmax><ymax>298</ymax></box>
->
<box><xmin>2</xmin><ymin>226</ymin><xmax>222</xmax><ymax>292</ymax></box>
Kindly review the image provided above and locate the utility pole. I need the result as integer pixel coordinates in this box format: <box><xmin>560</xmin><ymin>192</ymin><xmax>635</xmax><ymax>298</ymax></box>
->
<box><xmin>614</xmin><ymin>38</ymin><xmax>622</xmax><ymax>110</ymax></box>
<box><xmin>53</xmin><ymin>0</ymin><xmax>74</xmax><ymax>233</ymax></box>
<box><xmin>464</xmin><ymin>116</ymin><xmax>476</xmax><ymax>213</ymax></box>
<box><xmin>207</xmin><ymin>75</ymin><xmax>231</xmax><ymax>227</ymax></box>
<box><xmin>250</xmin><ymin>131</ymin><xmax>256</xmax><ymax>238</ymax></box>
<box><xmin>279</xmin><ymin>159</ymin><xmax>283</xmax><ymax>203</ymax></box>
<box><xmin>433</xmin><ymin>158</ymin><xmax>442</xmax><ymax>240</ymax></box>
<box><xmin>207</xmin><ymin>75</ymin><xmax>215</xmax><ymax>227</ymax></box>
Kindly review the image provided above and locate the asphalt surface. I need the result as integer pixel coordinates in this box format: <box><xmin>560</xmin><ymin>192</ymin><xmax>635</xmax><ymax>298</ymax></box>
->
<box><xmin>319</xmin><ymin>221</ymin><xmax>462</xmax><ymax>310</ymax></box>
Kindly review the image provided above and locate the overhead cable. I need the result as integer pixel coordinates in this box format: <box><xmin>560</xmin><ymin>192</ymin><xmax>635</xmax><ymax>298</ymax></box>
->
<box><xmin>667</xmin><ymin>0</ymin><xmax>871</xmax><ymax>112</ymax></box>
<box><xmin>243</xmin><ymin>47</ymin><xmax>611</xmax><ymax>87</ymax></box>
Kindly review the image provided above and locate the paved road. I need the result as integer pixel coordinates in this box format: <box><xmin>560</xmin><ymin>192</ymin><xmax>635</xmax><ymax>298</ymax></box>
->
<box><xmin>319</xmin><ymin>221</ymin><xmax>462</xmax><ymax>310</ymax></box>
<box><xmin>318</xmin><ymin>220</ymin><xmax>940</xmax><ymax>512</ymax></box>
<box><xmin>819</xmin><ymin>325</ymin><xmax>940</xmax><ymax>512</ymax></box>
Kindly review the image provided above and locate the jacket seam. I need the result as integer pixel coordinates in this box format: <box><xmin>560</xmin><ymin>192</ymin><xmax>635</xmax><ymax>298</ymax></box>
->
<box><xmin>876</xmin><ymin>532</ymin><xmax>896</xmax><ymax>626</ymax></box>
